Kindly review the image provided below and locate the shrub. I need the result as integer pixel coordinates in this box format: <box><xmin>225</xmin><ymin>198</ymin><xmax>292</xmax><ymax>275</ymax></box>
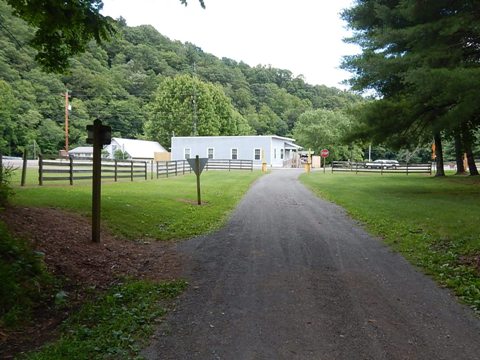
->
<box><xmin>0</xmin><ymin>223</ymin><xmax>54</xmax><ymax>327</ymax></box>
<box><xmin>0</xmin><ymin>162</ymin><xmax>14</xmax><ymax>207</ymax></box>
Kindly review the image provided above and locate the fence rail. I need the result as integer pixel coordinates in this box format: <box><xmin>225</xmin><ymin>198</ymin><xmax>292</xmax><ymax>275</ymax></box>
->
<box><xmin>331</xmin><ymin>161</ymin><xmax>432</xmax><ymax>175</ymax></box>
<box><xmin>205</xmin><ymin>159</ymin><xmax>254</xmax><ymax>171</ymax></box>
<box><xmin>32</xmin><ymin>156</ymin><xmax>255</xmax><ymax>185</ymax></box>
<box><xmin>156</xmin><ymin>160</ymin><xmax>192</xmax><ymax>178</ymax></box>
<box><xmin>38</xmin><ymin>156</ymin><xmax>148</xmax><ymax>185</ymax></box>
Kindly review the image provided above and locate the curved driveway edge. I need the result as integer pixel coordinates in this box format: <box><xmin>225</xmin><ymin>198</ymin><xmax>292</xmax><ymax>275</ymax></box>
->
<box><xmin>142</xmin><ymin>169</ymin><xmax>480</xmax><ymax>360</ymax></box>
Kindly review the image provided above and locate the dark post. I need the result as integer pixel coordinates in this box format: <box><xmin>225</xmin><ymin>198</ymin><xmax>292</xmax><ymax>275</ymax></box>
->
<box><xmin>114</xmin><ymin>160</ymin><xmax>118</xmax><ymax>182</ymax></box>
<box><xmin>21</xmin><ymin>148</ymin><xmax>28</xmax><ymax>186</ymax></box>
<box><xmin>38</xmin><ymin>154</ymin><xmax>43</xmax><ymax>186</ymax></box>
<box><xmin>406</xmin><ymin>163</ymin><xmax>409</xmax><ymax>176</ymax></box>
<box><xmin>91</xmin><ymin>120</ymin><xmax>102</xmax><ymax>243</ymax></box>
<box><xmin>156</xmin><ymin>161</ymin><xmax>159</xmax><ymax>179</ymax></box>
<box><xmin>69</xmin><ymin>156</ymin><xmax>74</xmax><ymax>185</ymax></box>
<box><xmin>166</xmin><ymin>161</ymin><xmax>169</xmax><ymax>178</ymax></box>
<box><xmin>196</xmin><ymin>155</ymin><xmax>201</xmax><ymax>205</ymax></box>
<box><xmin>151</xmin><ymin>160</ymin><xmax>154</xmax><ymax>180</ymax></box>
<box><xmin>144</xmin><ymin>161</ymin><xmax>147</xmax><ymax>180</ymax></box>
<box><xmin>175</xmin><ymin>161</ymin><xmax>178</xmax><ymax>176</ymax></box>
<box><xmin>130</xmin><ymin>161</ymin><xmax>134</xmax><ymax>181</ymax></box>
<box><xmin>183</xmin><ymin>160</ymin><xmax>185</xmax><ymax>175</ymax></box>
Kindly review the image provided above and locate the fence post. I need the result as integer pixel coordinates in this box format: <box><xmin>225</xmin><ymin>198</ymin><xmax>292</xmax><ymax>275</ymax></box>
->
<box><xmin>228</xmin><ymin>159</ymin><xmax>231</xmax><ymax>171</ymax></box>
<box><xmin>175</xmin><ymin>161</ymin><xmax>178</xmax><ymax>176</ymax></box>
<box><xmin>145</xmin><ymin>161</ymin><xmax>148</xmax><ymax>180</ymax></box>
<box><xmin>114</xmin><ymin>160</ymin><xmax>118</xmax><ymax>182</ymax></box>
<box><xmin>156</xmin><ymin>161</ymin><xmax>159</xmax><ymax>179</ymax></box>
<box><xmin>130</xmin><ymin>161</ymin><xmax>134</xmax><ymax>181</ymax></box>
<box><xmin>21</xmin><ymin>148</ymin><xmax>28</xmax><ymax>186</ymax></box>
<box><xmin>151</xmin><ymin>160</ymin><xmax>153</xmax><ymax>180</ymax></box>
<box><xmin>38</xmin><ymin>154</ymin><xmax>43</xmax><ymax>186</ymax></box>
<box><xmin>355</xmin><ymin>162</ymin><xmax>358</xmax><ymax>174</ymax></box>
<box><xmin>381</xmin><ymin>165</ymin><xmax>384</xmax><ymax>175</ymax></box>
<box><xmin>166</xmin><ymin>161</ymin><xmax>169</xmax><ymax>178</ymax></box>
<box><xmin>69</xmin><ymin>155</ymin><xmax>73</xmax><ymax>185</ymax></box>
<box><xmin>183</xmin><ymin>160</ymin><xmax>185</xmax><ymax>175</ymax></box>
<box><xmin>406</xmin><ymin>163</ymin><xmax>409</xmax><ymax>176</ymax></box>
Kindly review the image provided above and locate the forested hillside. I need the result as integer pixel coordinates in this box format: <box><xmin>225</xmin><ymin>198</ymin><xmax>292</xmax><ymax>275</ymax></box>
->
<box><xmin>0</xmin><ymin>0</ymin><xmax>362</xmax><ymax>156</ymax></box>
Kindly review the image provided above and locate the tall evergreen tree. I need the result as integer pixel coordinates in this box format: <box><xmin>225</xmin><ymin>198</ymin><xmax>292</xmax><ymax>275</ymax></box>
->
<box><xmin>342</xmin><ymin>0</ymin><xmax>480</xmax><ymax>175</ymax></box>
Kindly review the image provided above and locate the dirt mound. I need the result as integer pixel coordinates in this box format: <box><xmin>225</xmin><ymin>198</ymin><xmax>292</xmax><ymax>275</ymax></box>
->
<box><xmin>0</xmin><ymin>206</ymin><xmax>183</xmax><ymax>358</ymax></box>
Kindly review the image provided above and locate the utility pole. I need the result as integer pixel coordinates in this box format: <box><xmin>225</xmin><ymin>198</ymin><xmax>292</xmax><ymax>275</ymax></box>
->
<box><xmin>192</xmin><ymin>62</ymin><xmax>198</xmax><ymax>136</ymax></box>
<box><xmin>65</xmin><ymin>90</ymin><xmax>70</xmax><ymax>152</ymax></box>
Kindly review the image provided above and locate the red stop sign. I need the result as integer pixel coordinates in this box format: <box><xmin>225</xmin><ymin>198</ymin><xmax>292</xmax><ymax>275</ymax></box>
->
<box><xmin>320</xmin><ymin>149</ymin><xmax>329</xmax><ymax>158</ymax></box>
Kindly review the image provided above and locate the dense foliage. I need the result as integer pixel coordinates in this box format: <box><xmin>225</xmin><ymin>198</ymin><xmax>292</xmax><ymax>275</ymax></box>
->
<box><xmin>342</xmin><ymin>0</ymin><xmax>480</xmax><ymax>174</ymax></box>
<box><xmin>0</xmin><ymin>223</ymin><xmax>55</xmax><ymax>327</ymax></box>
<box><xmin>0</xmin><ymin>0</ymin><xmax>361</xmax><ymax>157</ymax></box>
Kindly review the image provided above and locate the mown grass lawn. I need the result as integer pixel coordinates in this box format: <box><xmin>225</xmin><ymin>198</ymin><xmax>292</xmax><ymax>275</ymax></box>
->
<box><xmin>301</xmin><ymin>171</ymin><xmax>480</xmax><ymax>313</ymax></box>
<box><xmin>11</xmin><ymin>170</ymin><xmax>263</xmax><ymax>240</ymax></box>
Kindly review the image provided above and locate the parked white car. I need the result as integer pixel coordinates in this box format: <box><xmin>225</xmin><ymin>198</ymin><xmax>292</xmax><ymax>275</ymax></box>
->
<box><xmin>365</xmin><ymin>159</ymin><xmax>399</xmax><ymax>169</ymax></box>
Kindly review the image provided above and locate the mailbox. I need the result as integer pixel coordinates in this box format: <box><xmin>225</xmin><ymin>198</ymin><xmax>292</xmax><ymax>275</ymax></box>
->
<box><xmin>86</xmin><ymin>119</ymin><xmax>112</xmax><ymax>145</ymax></box>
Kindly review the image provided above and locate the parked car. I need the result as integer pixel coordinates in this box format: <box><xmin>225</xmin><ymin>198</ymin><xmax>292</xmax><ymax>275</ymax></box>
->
<box><xmin>365</xmin><ymin>159</ymin><xmax>399</xmax><ymax>169</ymax></box>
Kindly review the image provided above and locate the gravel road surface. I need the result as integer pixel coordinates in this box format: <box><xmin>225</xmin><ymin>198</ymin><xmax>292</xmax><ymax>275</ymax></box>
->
<box><xmin>142</xmin><ymin>169</ymin><xmax>480</xmax><ymax>360</ymax></box>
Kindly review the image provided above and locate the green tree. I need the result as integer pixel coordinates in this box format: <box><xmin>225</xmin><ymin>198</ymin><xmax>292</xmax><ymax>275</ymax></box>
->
<box><xmin>342</xmin><ymin>0</ymin><xmax>480</xmax><ymax>176</ymax></box>
<box><xmin>293</xmin><ymin>109</ymin><xmax>362</xmax><ymax>162</ymax></box>
<box><xmin>0</xmin><ymin>80</ymin><xmax>19</xmax><ymax>155</ymax></box>
<box><xmin>5</xmin><ymin>0</ymin><xmax>205</xmax><ymax>72</ymax></box>
<box><xmin>145</xmin><ymin>74</ymin><xmax>245</xmax><ymax>148</ymax></box>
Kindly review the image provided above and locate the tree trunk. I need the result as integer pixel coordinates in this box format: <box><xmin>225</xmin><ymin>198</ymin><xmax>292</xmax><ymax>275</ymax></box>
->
<box><xmin>466</xmin><ymin>149</ymin><xmax>479</xmax><ymax>176</ymax></box>
<box><xmin>461</xmin><ymin>124</ymin><xmax>479</xmax><ymax>176</ymax></box>
<box><xmin>454</xmin><ymin>132</ymin><xmax>466</xmax><ymax>174</ymax></box>
<box><xmin>434</xmin><ymin>132</ymin><xmax>445</xmax><ymax>177</ymax></box>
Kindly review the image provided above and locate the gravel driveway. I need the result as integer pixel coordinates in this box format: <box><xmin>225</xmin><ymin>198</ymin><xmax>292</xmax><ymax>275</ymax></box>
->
<box><xmin>142</xmin><ymin>169</ymin><xmax>480</xmax><ymax>360</ymax></box>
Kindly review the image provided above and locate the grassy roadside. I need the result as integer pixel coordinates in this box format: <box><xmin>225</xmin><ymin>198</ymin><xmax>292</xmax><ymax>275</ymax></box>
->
<box><xmin>301</xmin><ymin>172</ymin><xmax>480</xmax><ymax>313</ymax></box>
<box><xmin>2</xmin><ymin>170</ymin><xmax>262</xmax><ymax>357</ymax></box>
<box><xmin>23</xmin><ymin>280</ymin><xmax>187</xmax><ymax>360</ymax></box>
<box><xmin>11</xmin><ymin>171</ymin><xmax>263</xmax><ymax>240</ymax></box>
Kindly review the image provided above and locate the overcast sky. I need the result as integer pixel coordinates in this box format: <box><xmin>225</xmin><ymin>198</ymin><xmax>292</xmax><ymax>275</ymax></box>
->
<box><xmin>102</xmin><ymin>0</ymin><xmax>359</xmax><ymax>89</ymax></box>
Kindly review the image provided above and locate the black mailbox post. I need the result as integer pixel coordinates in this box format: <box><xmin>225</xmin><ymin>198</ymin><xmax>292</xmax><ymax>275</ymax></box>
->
<box><xmin>86</xmin><ymin>119</ymin><xmax>111</xmax><ymax>243</ymax></box>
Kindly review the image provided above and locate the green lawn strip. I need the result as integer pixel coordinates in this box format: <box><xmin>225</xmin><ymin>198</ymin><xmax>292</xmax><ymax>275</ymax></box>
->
<box><xmin>0</xmin><ymin>222</ymin><xmax>57</xmax><ymax>327</ymax></box>
<box><xmin>301</xmin><ymin>172</ymin><xmax>480</xmax><ymax>313</ymax></box>
<box><xmin>23</xmin><ymin>279</ymin><xmax>187</xmax><ymax>360</ymax></box>
<box><xmin>12</xmin><ymin>171</ymin><xmax>263</xmax><ymax>240</ymax></box>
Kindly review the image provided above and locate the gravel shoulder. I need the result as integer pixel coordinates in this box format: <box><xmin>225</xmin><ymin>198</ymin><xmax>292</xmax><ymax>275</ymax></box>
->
<box><xmin>142</xmin><ymin>169</ymin><xmax>480</xmax><ymax>360</ymax></box>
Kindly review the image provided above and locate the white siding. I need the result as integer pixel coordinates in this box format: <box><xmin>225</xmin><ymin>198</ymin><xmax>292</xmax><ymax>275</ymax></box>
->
<box><xmin>171</xmin><ymin>136</ymin><xmax>298</xmax><ymax>167</ymax></box>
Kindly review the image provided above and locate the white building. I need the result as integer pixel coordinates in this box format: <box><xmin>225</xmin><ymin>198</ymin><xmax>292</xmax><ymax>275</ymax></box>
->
<box><xmin>171</xmin><ymin>135</ymin><xmax>302</xmax><ymax>167</ymax></box>
<box><xmin>104</xmin><ymin>138</ymin><xmax>167</xmax><ymax>161</ymax></box>
<box><xmin>68</xmin><ymin>146</ymin><xmax>93</xmax><ymax>158</ymax></box>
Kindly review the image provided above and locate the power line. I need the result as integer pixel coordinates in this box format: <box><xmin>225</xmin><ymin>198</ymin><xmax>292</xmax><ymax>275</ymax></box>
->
<box><xmin>0</xmin><ymin>14</ymin><xmax>26</xmax><ymax>51</ymax></box>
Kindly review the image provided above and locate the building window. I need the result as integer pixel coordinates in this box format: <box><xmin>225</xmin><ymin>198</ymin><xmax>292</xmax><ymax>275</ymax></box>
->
<box><xmin>254</xmin><ymin>148</ymin><xmax>261</xmax><ymax>161</ymax></box>
<box><xmin>184</xmin><ymin>148</ymin><xmax>191</xmax><ymax>159</ymax></box>
<box><xmin>280</xmin><ymin>149</ymin><xmax>284</xmax><ymax>160</ymax></box>
<box><xmin>231</xmin><ymin>148</ymin><xmax>238</xmax><ymax>160</ymax></box>
<box><xmin>274</xmin><ymin>148</ymin><xmax>277</xmax><ymax>159</ymax></box>
<box><xmin>207</xmin><ymin>148</ymin><xmax>214</xmax><ymax>159</ymax></box>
